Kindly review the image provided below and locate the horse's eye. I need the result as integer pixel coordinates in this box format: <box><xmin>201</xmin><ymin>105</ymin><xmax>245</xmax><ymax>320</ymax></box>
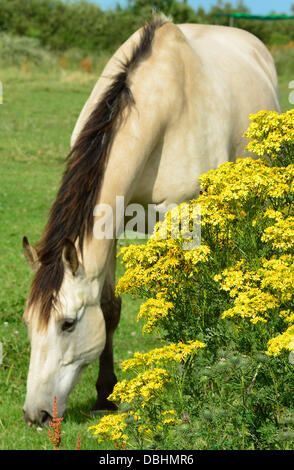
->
<box><xmin>61</xmin><ymin>319</ymin><xmax>76</xmax><ymax>332</ymax></box>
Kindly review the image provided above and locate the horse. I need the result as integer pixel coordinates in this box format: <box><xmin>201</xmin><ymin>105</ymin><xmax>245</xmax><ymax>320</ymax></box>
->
<box><xmin>22</xmin><ymin>14</ymin><xmax>280</xmax><ymax>425</ymax></box>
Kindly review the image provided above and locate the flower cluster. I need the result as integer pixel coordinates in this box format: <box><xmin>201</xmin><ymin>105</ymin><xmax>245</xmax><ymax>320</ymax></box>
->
<box><xmin>261</xmin><ymin>217</ymin><xmax>294</xmax><ymax>251</ymax></box>
<box><xmin>137</xmin><ymin>295</ymin><xmax>174</xmax><ymax>334</ymax></box>
<box><xmin>90</xmin><ymin>109</ymin><xmax>294</xmax><ymax>450</ymax></box>
<box><xmin>244</xmin><ymin>109</ymin><xmax>294</xmax><ymax>158</ymax></box>
<box><xmin>160</xmin><ymin>410</ymin><xmax>179</xmax><ymax>426</ymax></box>
<box><xmin>214</xmin><ymin>252</ymin><xmax>294</xmax><ymax>352</ymax></box>
<box><xmin>267</xmin><ymin>325</ymin><xmax>294</xmax><ymax>356</ymax></box>
<box><xmin>121</xmin><ymin>340</ymin><xmax>206</xmax><ymax>371</ymax></box>
<box><xmin>88</xmin><ymin>368</ymin><xmax>179</xmax><ymax>447</ymax></box>
<box><xmin>88</xmin><ymin>407</ymin><xmax>180</xmax><ymax>447</ymax></box>
<box><xmin>108</xmin><ymin>368</ymin><xmax>170</xmax><ymax>405</ymax></box>
<box><xmin>116</xmin><ymin>238</ymin><xmax>211</xmax><ymax>300</ymax></box>
<box><xmin>118</xmin><ymin>152</ymin><xmax>294</xmax><ymax>348</ymax></box>
<box><xmin>88</xmin><ymin>413</ymin><xmax>128</xmax><ymax>445</ymax></box>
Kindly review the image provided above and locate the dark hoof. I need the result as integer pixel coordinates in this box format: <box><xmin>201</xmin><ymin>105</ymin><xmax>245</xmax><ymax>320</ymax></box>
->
<box><xmin>91</xmin><ymin>399</ymin><xmax>118</xmax><ymax>413</ymax></box>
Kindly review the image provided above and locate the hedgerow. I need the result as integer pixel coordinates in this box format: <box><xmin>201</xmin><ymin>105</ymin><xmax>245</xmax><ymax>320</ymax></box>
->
<box><xmin>0</xmin><ymin>0</ymin><xmax>294</xmax><ymax>53</ymax></box>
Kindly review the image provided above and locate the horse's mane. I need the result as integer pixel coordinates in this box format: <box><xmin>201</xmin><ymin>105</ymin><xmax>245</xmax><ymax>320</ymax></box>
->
<box><xmin>26</xmin><ymin>15</ymin><xmax>168</xmax><ymax>330</ymax></box>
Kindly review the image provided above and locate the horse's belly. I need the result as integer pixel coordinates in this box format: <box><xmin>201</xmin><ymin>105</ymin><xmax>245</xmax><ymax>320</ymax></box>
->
<box><xmin>131</xmin><ymin>139</ymin><xmax>212</xmax><ymax>207</ymax></box>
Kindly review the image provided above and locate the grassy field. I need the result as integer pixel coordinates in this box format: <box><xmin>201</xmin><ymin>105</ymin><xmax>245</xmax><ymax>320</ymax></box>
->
<box><xmin>0</xmin><ymin>63</ymin><xmax>160</xmax><ymax>450</ymax></box>
<box><xmin>0</xmin><ymin>47</ymin><xmax>293</xmax><ymax>450</ymax></box>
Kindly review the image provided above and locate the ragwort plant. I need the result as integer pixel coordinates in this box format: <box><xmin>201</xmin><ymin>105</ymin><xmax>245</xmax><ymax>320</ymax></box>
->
<box><xmin>89</xmin><ymin>109</ymin><xmax>294</xmax><ymax>450</ymax></box>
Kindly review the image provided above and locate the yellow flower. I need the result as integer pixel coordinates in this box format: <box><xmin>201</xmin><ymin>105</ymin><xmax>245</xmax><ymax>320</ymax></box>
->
<box><xmin>137</xmin><ymin>295</ymin><xmax>174</xmax><ymax>334</ymax></box>
<box><xmin>138</xmin><ymin>425</ymin><xmax>153</xmax><ymax>436</ymax></box>
<box><xmin>88</xmin><ymin>413</ymin><xmax>128</xmax><ymax>443</ymax></box>
<box><xmin>159</xmin><ymin>410</ymin><xmax>179</xmax><ymax>425</ymax></box>
<box><xmin>108</xmin><ymin>368</ymin><xmax>170</xmax><ymax>406</ymax></box>
<box><xmin>279</xmin><ymin>310</ymin><xmax>294</xmax><ymax>324</ymax></box>
<box><xmin>121</xmin><ymin>340</ymin><xmax>205</xmax><ymax>371</ymax></box>
<box><xmin>261</xmin><ymin>218</ymin><xmax>294</xmax><ymax>251</ymax></box>
<box><xmin>244</xmin><ymin>109</ymin><xmax>294</xmax><ymax>158</ymax></box>
<box><xmin>267</xmin><ymin>326</ymin><xmax>294</xmax><ymax>356</ymax></box>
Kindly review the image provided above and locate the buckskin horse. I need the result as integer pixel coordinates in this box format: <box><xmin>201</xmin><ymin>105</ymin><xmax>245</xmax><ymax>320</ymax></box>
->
<box><xmin>22</xmin><ymin>15</ymin><xmax>280</xmax><ymax>425</ymax></box>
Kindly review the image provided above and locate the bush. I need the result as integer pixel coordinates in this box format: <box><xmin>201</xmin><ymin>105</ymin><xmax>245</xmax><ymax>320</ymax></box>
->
<box><xmin>271</xmin><ymin>47</ymin><xmax>294</xmax><ymax>79</ymax></box>
<box><xmin>0</xmin><ymin>0</ymin><xmax>141</xmax><ymax>54</ymax></box>
<box><xmin>268</xmin><ymin>33</ymin><xmax>292</xmax><ymax>46</ymax></box>
<box><xmin>0</xmin><ymin>33</ymin><xmax>55</xmax><ymax>65</ymax></box>
<box><xmin>89</xmin><ymin>110</ymin><xmax>294</xmax><ymax>450</ymax></box>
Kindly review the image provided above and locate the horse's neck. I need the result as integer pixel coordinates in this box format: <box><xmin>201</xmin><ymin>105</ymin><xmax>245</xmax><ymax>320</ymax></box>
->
<box><xmin>76</xmin><ymin>23</ymin><xmax>195</xmax><ymax>281</ymax></box>
<box><xmin>81</xmin><ymin>237</ymin><xmax>113</xmax><ymax>280</ymax></box>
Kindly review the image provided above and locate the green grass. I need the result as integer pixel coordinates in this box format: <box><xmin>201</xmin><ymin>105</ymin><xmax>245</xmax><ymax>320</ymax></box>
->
<box><xmin>0</xmin><ymin>48</ymin><xmax>293</xmax><ymax>449</ymax></box>
<box><xmin>272</xmin><ymin>48</ymin><xmax>294</xmax><ymax>112</ymax></box>
<box><xmin>0</xmin><ymin>64</ymin><xmax>160</xmax><ymax>450</ymax></box>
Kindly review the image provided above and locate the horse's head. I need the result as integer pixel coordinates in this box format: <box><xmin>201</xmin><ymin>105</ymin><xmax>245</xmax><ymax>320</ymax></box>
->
<box><xmin>22</xmin><ymin>237</ymin><xmax>106</xmax><ymax>426</ymax></box>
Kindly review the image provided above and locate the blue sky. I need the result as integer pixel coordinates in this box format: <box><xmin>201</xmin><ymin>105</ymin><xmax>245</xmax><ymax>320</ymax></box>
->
<box><xmin>90</xmin><ymin>0</ymin><xmax>293</xmax><ymax>14</ymax></box>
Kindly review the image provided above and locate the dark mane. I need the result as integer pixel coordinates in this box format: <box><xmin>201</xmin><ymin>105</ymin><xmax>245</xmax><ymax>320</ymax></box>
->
<box><xmin>26</xmin><ymin>15</ymin><xmax>168</xmax><ymax>330</ymax></box>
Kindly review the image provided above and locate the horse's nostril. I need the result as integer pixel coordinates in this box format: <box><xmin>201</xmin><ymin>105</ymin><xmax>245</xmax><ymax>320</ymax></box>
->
<box><xmin>40</xmin><ymin>410</ymin><xmax>51</xmax><ymax>426</ymax></box>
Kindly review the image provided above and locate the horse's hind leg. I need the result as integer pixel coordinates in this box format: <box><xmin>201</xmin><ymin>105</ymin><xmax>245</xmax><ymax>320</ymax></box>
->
<box><xmin>91</xmin><ymin>244</ymin><xmax>121</xmax><ymax>412</ymax></box>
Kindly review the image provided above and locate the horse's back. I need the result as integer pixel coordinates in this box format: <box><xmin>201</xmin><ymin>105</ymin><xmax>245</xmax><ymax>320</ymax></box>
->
<box><xmin>178</xmin><ymin>23</ymin><xmax>279</xmax><ymax>112</ymax></box>
<box><xmin>71</xmin><ymin>20</ymin><xmax>280</xmax><ymax>207</ymax></box>
<box><xmin>71</xmin><ymin>22</ymin><xmax>279</xmax><ymax>150</ymax></box>
<box><xmin>178</xmin><ymin>23</ymin><xmax>279</xmax><ymax>93</ymax></box>
<box><xmin>174</xmin><ymin>23</ymin><xmax>280</xmax><ymax>162</ymax></box>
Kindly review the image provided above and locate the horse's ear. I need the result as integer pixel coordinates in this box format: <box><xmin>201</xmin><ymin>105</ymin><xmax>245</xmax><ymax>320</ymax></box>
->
<box><xmin>23</xmin><ymin>237</ymin><xmax>40</xmax><ymax>272</ymax></box>
<box><xmin>62</xmin><ymin>239</ymin><xmax>79</xmax><ymax>276</ymax></box>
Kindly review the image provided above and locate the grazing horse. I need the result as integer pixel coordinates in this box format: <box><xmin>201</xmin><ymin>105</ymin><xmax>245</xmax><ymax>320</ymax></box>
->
<box><xmin>22</xmin><ymin>15</ymin><xmax>280</xmax><ymax>425</ymax></box>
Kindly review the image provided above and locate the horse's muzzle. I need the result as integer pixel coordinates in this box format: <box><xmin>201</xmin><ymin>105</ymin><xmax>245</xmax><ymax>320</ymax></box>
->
<box><xmin>23</xmin><ymin>408</ymin><xmax>52</xmax><ymax>427</ymax></box>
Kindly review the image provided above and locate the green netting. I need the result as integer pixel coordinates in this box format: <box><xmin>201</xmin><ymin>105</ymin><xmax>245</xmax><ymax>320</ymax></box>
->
<box><xmin>215</xmin><ymin>13</ymin><xmax>294</xmax><ymax>21</ymax></box>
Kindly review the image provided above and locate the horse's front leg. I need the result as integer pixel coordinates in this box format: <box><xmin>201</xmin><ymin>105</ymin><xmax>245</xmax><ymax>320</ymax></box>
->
<box><xmin>91</xmin><ymin>247</ymin><xmax>121</xmax><ymax>412</ymax></box>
